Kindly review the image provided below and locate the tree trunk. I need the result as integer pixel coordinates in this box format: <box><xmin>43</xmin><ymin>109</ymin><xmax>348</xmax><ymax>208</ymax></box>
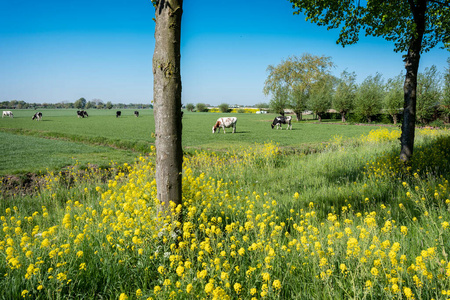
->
<box><xmin>341</xmin><ymin>112</ymin><xmax>346</xmax><ymax>122</ymax></box>
<box><xmin>295</xmin><ymin>111</ymin><xmax>302</xmax><ymax>121</ymax></box>
<box><xmin>392</xmin><ymin>114</ymin><xmax>398</xmax><ymax>125</ymax></box>
<box><xmin>153</xmin><ymin>0</ymin><xmax>183</xmax><ymax>210</ymax></box>
<box><xmin>400</xmin><ymin>0</ymin><xmax>426</xmax><ymax>162</ymax></box>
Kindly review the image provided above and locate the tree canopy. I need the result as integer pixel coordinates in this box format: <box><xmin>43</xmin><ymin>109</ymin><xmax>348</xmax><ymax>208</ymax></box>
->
<box><xmin>288</xmin><ymin>0</ymin><xmax>450</xmax><ymax>161</ymax></box>
<box><xmin>264</xmin><ymin>54</ymin><xmax>334</xmax><ymax>120</ymax></box>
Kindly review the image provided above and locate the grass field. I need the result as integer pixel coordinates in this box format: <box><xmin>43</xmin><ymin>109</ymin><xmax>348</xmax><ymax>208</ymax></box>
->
<box><xmin>1</xmin><ymin>109</ymin><xmax>389</xmax><ymax>175</ymax></box>
<box><xmin>0</xmin><ymin>123</ymin><xmax>449</xmax><ymax>299</ymax></box>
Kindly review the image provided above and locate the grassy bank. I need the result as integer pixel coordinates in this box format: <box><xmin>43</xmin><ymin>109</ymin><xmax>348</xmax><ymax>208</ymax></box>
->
<box><xmin>1</xmin><ymin>127</ymin><xmax>449</xmax><ymax>299</ymax></box>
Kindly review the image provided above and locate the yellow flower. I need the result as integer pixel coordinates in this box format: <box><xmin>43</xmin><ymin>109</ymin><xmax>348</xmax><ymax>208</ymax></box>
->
<box><xmin>234</xmin><ymin>283</ymin><xmax>242</xmax><ymax>294</ymax></box>
<box><xmin>401</xmin><ymin>226</ymin><xmax>408</xmax><ymax>235</ymax></box>
<box><xmin>205</xmin><ymin>282</ymin><xmax>214</xmax><ymax>294</ymax></box>
<box><xmin>273</xmin><ymin>279</ymin><xmax>282</xmax><ymax>290</ymax></box>
<box><xmin>119</xmin><ymin>293</ymin><xmax>128</xmax><ymax>300</ymax></box>
<box><xmin>186</xmin><ymin>284</ymin><xmax>193</xmax><ymax>293</ymax></box>
<box><xmin>21</xmin><ymin>290</ymin><xmax>29</xmax><ymax>298</ymax></box>
<box><xmin>403</xmin><ymin>287</ymin><xmax>414</xmax><ymax>299</ymax></box>
<box><xmin>176</xmin><ymin>265</ymin><xmax>184</xmax><ymax>277</ymax></box>
<box><xmin>154</xmin><ymin>286</ymin><xmax>161</xmax><ymax>294</ymax></box>
<box><xmin>136</xmin><ymin>289</ymin><xmax>142</xmax><ymax>297</ymax></box>
<box><xmin>76</xmin><ymin>251</ymin><xmax>83</xmax><ymax>258</ymax></box>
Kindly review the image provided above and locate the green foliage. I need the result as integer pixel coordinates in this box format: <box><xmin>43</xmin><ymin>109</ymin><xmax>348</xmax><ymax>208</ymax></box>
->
<box><xmin>417</xmin><ymin>65</ymin><xmax>441</xmax><ymax>124</ymax></box>
<box><xmin>74</xmin><ymin>98</ymin><xmax>86</xmax><ymax>109</ymax></box>
<box><xmin>288</xmin><ymin>0</ymin><xmax>450</xmax><ymax>53</ymax></box>
<box><xmin>218</xmin><ymin>103</ymin><xmax>230</xmax><ymax>113</ymax></box>
<box><xmin>269</xmin><ymin>86</ymin><xmax>290</xmax><ymax>115</ymax></box>
<box><xmin>307</xmin><ymin>74</ymin><xmax>334</xmax><ymax>121</ymax></box>
<box><xmin>354</xmin><ymin>73</ymin><xmax>385</xmax><ymax>123</ymax></box>
<box><xmin>442</xmin><ymin>58</ymin><xmax>450</xmax><ymax>122</ymax></box>
<box><xmin>333</xmin><ymin>70</ymin><xmax>356</xmax><ymax>122</ymax></box>
<box><xmin>185</xmin><ymin>103</ymin><xmax>195</xmax><ymax>112</ymax></box>
<box><xmin>384</xmin><ymin>72</ymin><xmax>404</xmax><ymax>125</ymax></box>
<box><xmin>195</xmin><ymin>103</ymin><xmax>207</xmax><ymax>112</ymax></box>
<box><xmin>264</xmin><ymin>54</ymin><xmax>334</xmax><ymax>117</ymax></box>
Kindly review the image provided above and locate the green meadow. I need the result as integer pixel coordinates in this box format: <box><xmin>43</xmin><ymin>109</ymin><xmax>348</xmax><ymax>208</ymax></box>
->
<box><xmin>1</xmin><ymin>109</ymin><xmax>384</xmax><ymax>175</ymax></box>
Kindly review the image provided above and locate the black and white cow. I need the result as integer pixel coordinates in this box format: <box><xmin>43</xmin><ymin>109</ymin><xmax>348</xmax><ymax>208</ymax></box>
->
<box><xmin>2</xmin><ymin>111</ymin><xmax>13</xmax><ymax>118</ymax></box>
<box><xmin>32</xmin><ymin>112</ymin><xmax>42</xmax><ymax>121</ymax></box>
<box><xmin>134</xmin><ymin>111</ymin><xmax>139</xmax><ymax>117</ymax></box>
<box><xmin>271</xmin><ymin>116</ymin><xmax>292</xmax><ymax>130</ymax></box>
<box><xmin>116</xmin><ymin>111</ymin><xmax>122</xmax><ymax>118</ymax></box>
<box><xmin>77</xmin><ymin>110</ymin><xmax>88</xmax><ymax>118</ymax></box>
<box><xmin>212</xmin><ymin>117</ymin><xmax>237</xmax><ymax>133</ymax></box>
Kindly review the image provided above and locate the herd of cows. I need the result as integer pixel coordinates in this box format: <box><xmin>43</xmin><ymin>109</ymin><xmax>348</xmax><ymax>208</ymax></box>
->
<box><xmin>2</xmin><ymin>110</ymin><xmax>293</xmax><ymax>132</ymax></box>
<box><xmin>212</xmin><ymin>115</ymin><xmax>292</xmax><ymax>133</ymax></box>
<box><xmin>1</xmin><ymin>110</ymin><xmax>140</xmax><ymax>120</ymax></box>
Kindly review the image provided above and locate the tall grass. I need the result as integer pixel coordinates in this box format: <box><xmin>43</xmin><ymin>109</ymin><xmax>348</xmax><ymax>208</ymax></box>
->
<box><xmin>1</xmin><ymin>128</ymin><xmax>449</xmax><ymax>299</ymax></box>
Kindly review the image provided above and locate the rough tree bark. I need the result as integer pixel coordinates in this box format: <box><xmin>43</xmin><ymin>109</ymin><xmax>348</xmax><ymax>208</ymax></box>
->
<box><xmin>153</xmin><ymin>0</ymin><xmax>183</xmax><ymax>210</ymax></box>
<box><xmin>400</xmin><ymin>0</ymin><xmax>426</xmax><ymax>162</ymax></box>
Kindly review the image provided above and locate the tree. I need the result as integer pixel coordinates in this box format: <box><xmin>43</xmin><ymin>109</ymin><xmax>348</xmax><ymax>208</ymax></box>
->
<box><xmin>442</xmin><ymin>58</ymin><xmax>450</xmax><ymax>123</ymax></box>
<box><xmin>218</xmin><ymin>103</ymin><xmax>230</xmax><ymax>113</ymax></box>
<box><xmin>288</xmin><ymin>0</ymin><xmax>450</xmax><ymax>161</ymax></box>
<box><xmin>333</xmin><ymin>70</ymin><xmax>356</xmax><ymax>122</ymax></box>
<box><xmin>195</xmin><ymin>103</ymin><xmax>207</xmax><ymax>112</ymax></box>
<box><xmin>416</xmin><ymin>65</ymin><xmax>441</xmax><ymax>124</ymax></box>
<box><xmin>106</xmin><ymin>101</ymin><xmax>113</xmax><ymax>109</ymax></box>
<box><xmin>152</xmin><ymin>0</ymin><xmax>183</xmax><ymax>210</ymax></box>
<box><xmin>307</xmin><ymin>74</ymin><xmax>334</xmax><ymax>121</ymax></box>
<box><xmin>269</xmin><ymin>86</ymin><xmax>290</xmax><ymax>115</ymax></box>
<box><xmin>354</xmin><ymin>73</ymin><xmax>384</xmax><ymax>123</ymax></box>
<box><xmin>85</xmin><ymin>101</ymin><xmax>94</xmax><ymax>109</ymax></box>
<box><xmin>185</xmin><ymin>103</ymin><xmax>195</xmax><ymax>112</ymax></box>
<box><xmin>264</xmin><ymin>54</ymin><xmax>334</xmax><ymax>121</ymax></box>
<box><xmin>74</xmin><ymin>97</ymin><xmax>87</xmax><ymax>109</ymax></box>
<box><xmin>384</xmin><ymin>73</ymin><xmax>404</xmax><ymax>125</ymax></box>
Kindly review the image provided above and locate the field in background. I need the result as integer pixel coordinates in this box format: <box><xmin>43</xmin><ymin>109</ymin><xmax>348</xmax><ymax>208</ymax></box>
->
<box><xmin>1</xmin><ymin>109</ymin><xmax>393</xmax><ymax>175</ymax></box>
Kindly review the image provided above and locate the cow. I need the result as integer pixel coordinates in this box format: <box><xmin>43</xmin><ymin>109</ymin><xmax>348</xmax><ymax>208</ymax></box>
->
<box><xmin>77</xmin><ymin>110</ymin><xmax>88</xmax><ymax>118</ymax></box>
<box><xmin>32</xmin><ymin>112</ymin><xmax>42</xmax><ymax>121</ymax></box>
<box><xmin>2</xmin><ymin>111</ymin><xmax>13</xmax><ymax>118</ymax></box>
<box><xmin>212</xmin><ymin>117</ymin><xmax>237</xmax><ymax>133</ymax></box>
<box><xmin>134</xmin><ymin>111</ymin><xmax>139</xmax><ymax>117</ymax></box>
<box><xmin>116</xmin><ymin>111</ymin><xmax>122</xmax><ymax>118</ymax></box>
<box><xmin>271</xmin><ymin>116</ymin><xmax>292</xmax><ymax>130</ymax></box>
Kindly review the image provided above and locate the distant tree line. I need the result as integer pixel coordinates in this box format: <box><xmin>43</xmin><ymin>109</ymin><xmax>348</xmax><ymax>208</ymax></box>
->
<box><xmin>264</xmin><ymin>54</ymin><xmax>450</xmax><ymax>126</ymax></box>
<box><xmin>0</xmin><ymin>98</ymin><xmax>153</xmax><ymax>110</ymax></box>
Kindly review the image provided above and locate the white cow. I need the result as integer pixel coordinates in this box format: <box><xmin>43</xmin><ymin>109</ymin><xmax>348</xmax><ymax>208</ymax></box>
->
<box><xmin>212</xmin><ymin>117</ymin><xmax>237</xmax><ymax>133</ymax></box>
<box><xmin>2</xmin><ymin>111</ymin><xmax>13</xmax><ymax>118</ymax></box>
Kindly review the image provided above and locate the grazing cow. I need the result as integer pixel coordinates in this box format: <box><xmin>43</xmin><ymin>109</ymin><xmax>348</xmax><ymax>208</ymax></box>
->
<box><xmin>134</xmin><ymin>111</ymin><xmax>139</xmax><ymax>117</ymax></box>
<box><xmin>77</xmin><ymin>110</ymin><xmax>88</xmax><ymax>118</ymax></box>
<box><xmin>32</xmin><ymin>112</ymin><xmax>43</xmax><ymax>121</ymax></box>
<box><xmin>116</xmin><ymin>111</ymin><xmax>122</xmax><ymax>118</ymax></box>
<box><xmin>212</xmin><ymin>117</ymin><xmax>237</xmax><ymax>134</ymax></box>
<box><xmin>271</xmin><ymin>116</ymin><xmax>292</xmax><ymax>130</ymax></box>
<box><xmin>2</xmin><ymin>111</ymin><xmax>13</xmax><ymax>118</ymax></box>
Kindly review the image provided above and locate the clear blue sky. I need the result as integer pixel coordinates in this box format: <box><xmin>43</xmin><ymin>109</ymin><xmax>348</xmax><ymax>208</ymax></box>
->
<box><xmin>0</xmin><ymin>0</ymin><xmax>448</xmax><ymax>106</ymax></box>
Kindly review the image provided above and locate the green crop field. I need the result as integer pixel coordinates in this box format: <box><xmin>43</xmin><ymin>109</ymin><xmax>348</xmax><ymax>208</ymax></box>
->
<box><xmin>0</xmin><ymin>109</ymin><xmax>393</xmax><ymax>175</ymax></box>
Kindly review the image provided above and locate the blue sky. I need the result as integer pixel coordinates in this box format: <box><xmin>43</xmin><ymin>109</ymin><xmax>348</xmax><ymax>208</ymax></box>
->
<box><xmin>0</xmin><ymin>0</ymin><xmax>448</xmax><ymax>106</ymax></box>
